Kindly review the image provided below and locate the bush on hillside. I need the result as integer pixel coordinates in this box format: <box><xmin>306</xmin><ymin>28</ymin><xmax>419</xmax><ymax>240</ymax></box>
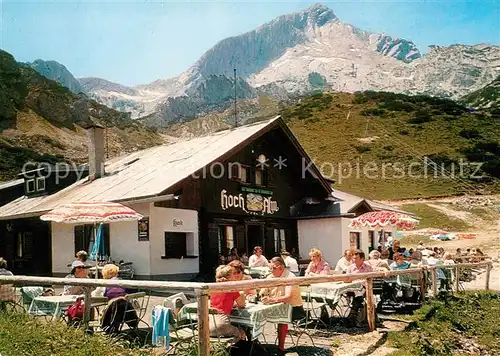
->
<box><xmin>408</xmin><ymin>109</ymin><xmax>433</xmax><ymax>124</ymax></box>
<box><xmin>354</xmin><ymin>144</ymin><xmax>371</xmax><ymax>153</ymax></box>
<box><xmin>360</xmin><ymin>108</ymin><xmax>386</xmax><ymax>116</ymax></box>
<box><xmin>378</xmin><ymin>100</ymin><xmax>416</xmax><ymax>112</ymax></box>
<box><xmin>388</xmin><ymin>292</ymin><xmax>500</xmax><ymax>355</ymax></box>
<box><xmin>459</xmin><ymin>128</ymin><xmax>482</xmax><ymax>139</ymax></box>
<box><xmin>0</xmin><ymin>312</ymin><xmax>150</xmax><ymax>356</ymax></box>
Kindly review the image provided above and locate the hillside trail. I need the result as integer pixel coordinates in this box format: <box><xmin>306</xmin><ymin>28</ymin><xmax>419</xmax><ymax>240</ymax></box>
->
<box><xmin>385</xmin><ymin>194</ymin><xmax>500</xmax><ymax>257</ymax></box>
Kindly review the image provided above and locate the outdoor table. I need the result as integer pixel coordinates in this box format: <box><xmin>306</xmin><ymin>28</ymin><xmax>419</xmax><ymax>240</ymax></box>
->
<box><xmin>245</xmin><ymin>266</ymin><xmax>270</xmax><ymax>279</ymax></box>
<box><xmin>28</xmin><ymin>295</ymin><xmax>108</xmax><ymax>321</ymax></box>
<box><xmin>178</xmin><ymin>301</ymin><xmax>292</xmax><ymax>340</ymax></box>
<box><xmin>307</xmin><ymin>281</ymin><xmax>365</xmax><ymax>304</ymax></box>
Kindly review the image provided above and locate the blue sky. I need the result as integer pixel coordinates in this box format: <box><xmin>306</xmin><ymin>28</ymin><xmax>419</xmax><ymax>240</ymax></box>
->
<box><xmin>1</xmin><ymin>0</ymin><xmax>499</xmax><ymax>86</ymax></box>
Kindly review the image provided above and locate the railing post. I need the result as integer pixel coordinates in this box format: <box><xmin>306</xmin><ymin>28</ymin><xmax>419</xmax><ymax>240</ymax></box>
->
<box><xmin>365</xmin><ymin>278</ymin><xmax>375</xmax><ymax>331</ymax></box>
<box><xmin>196</xmin><ymin>288</ymin><xmax>210</xmax><ymax>356</ymax></box>
<box><xmin>83</xmin><ymin>287</ymin><xmax>92</xmax><ymax>324</ymax></box>
<box><xmin>454</xmin><ymin>266</ymin><xmax>460</xmax><ymax>293</ymax></box>
<box><xmin>485</xmin><ymin>263</ymin><xmax>491</xmax><ymax>291</ymax></box>
<box><xmin>431</xmin><ymin>268</ymin><xmax>438</xmax><ymax>297</ymax></box>
<box><xmin>418</xmin><ymin>270</ymin><xmax>426</xmax><ymax>301</ymax></box>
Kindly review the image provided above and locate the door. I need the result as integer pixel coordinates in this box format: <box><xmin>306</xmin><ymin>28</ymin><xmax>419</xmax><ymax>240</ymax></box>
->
<box><xmin>246</xmin><ymin>224</ymin><xmax>264</xmax><ymax>253</ymax></box>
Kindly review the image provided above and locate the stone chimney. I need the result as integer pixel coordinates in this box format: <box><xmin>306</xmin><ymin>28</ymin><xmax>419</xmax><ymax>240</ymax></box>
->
<box><xmin>87</xmin><ymin>123</ymin><xmax>106</xmax><ymax>181</ymax></box>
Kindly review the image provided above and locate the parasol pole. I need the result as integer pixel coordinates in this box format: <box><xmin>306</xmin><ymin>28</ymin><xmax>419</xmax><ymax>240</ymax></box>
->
<box><xmin>94</xmin><ymin>222</ymin><xmax>98</xmax><ymax>279</ymax></box>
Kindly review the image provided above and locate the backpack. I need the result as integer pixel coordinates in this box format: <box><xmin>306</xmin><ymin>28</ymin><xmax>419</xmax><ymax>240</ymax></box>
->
<box><xmin>67</xmin><ymin>297</ymin><xmax>84</xmax><ymax>323</ymax></box>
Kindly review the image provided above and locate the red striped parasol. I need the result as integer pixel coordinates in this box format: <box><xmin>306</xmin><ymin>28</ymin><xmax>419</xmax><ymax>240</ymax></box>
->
<box><xmin>349</xmin><ymin>210</ymin><xmax>419</xmax><ymax>230</ymax></box>
<box><xmin>40</xmin><ymin>202</ymin><xmax>143</xmax><ymax>224</ymax></box>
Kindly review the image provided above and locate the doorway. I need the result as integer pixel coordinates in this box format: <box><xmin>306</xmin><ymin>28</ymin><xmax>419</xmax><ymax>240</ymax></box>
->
<box><xmin>246</xmin><ymin>224</ymin><xmax>264</xmax><ymax>253</ymax></box>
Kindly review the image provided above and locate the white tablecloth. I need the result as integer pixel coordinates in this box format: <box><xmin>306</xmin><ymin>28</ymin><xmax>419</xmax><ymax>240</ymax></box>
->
<box><xmin>307</xmin><ymin>281</ymin><xmax>365</xmax><ymax>304</ymax></box>
<box><xmin>178</xmin><ymin>302</ymin><xmax>292</xmax><ymax>340</ymax></box>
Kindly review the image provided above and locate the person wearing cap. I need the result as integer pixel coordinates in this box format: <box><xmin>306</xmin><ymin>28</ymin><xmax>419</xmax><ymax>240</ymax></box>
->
<box><xmin>281</xmin><ymin>250</ymin><xmax>299</xmax><ymax>276</ymax></box>
<box><xmin>63</xmin><ymin>260</ymin><xmax>91</xmax><ymax>295</ymax></box>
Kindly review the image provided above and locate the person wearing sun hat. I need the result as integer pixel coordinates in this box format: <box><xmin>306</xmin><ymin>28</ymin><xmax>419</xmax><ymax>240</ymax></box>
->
<box><xmin>63</xmin><ymin>260</ymin><xmax>92</xmax><ymax>295</ymax></box>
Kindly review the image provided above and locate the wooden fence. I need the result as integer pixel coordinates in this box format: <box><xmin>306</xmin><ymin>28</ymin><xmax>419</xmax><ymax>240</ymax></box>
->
<box><xmin>0</xmin><ymin>261</ymin><xmax>494</xmax><ymax>356</ymax></box>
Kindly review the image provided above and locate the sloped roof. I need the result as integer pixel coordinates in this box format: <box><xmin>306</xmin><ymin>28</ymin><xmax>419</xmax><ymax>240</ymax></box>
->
<box><xmin>0</xmin><ymin>116</ymin><xmax>332</xmax><ymax>220</ymax></box>
<box><xmin>0</xmin><ymin>179</ymin><xmax>23</xmax><ymax>190</ymax></box>
<box><xmin>332</xmin><ymin>189</ymin><xmax>414</xmax><ymax>216</ymax></box>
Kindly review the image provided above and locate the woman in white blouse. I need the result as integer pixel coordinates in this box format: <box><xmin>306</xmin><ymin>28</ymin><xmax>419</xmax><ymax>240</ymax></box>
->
<box><xmin>248</xmin><ymin>246</ymin><xmax>269</xmax><ymax>267</ymax></box>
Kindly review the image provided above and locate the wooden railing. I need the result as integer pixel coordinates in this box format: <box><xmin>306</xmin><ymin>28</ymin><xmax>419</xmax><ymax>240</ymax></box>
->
<box><xmin>0</xmin><ymin>261</ymin><xmax>494</xmax><ymax>356</ymax></box>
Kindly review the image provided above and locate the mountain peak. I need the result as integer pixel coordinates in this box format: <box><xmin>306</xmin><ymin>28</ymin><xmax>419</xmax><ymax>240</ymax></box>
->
<box><xmin>305</xmin><ymin>3</ymin><xmax>337</xmax><ymax>26</ymax></box>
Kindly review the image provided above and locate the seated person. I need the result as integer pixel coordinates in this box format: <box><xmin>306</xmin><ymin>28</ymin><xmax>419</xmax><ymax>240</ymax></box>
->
<box><xmin>248</xmin><ymin>246</ymin><xmax>269</xmax><ymax>267</ymax></box>
<box><xmin>334</xmin><ymin>249</ymin><xmax>353</xmax><ymax>274</ymax></box>
<box><xmin>0</xmin><ymin>258</ymin><xmax>15</xmax><ymax>307</ymax></box>
<box><xmin>92</xmin><ymin>264</ymin><xmax>134</xmax><ymax>299</ymax></box>
<box><xmin>409</xmin><ymin>250</ymin><xmax>423</xmax><ymax>268</ymax></box>
<box><xmin>366</xmin><ymin>250</ymin><xmax>390</xmax><ymax>271</ymax></box>
<box><xmin>305</xmin><ymin>248</ymin><xmax>330</xmax><ymax>276</ymax></box>
<box><xmin>209</xmin><ymin>265</ymin><xmax>246</xmax><ymax>341</ymax></box>
<box><xmin>343</xmin><ymin>250</ymin><xmax>381</xmax><ymax>327</ymax></box>
<box><xmin>227</xmin><ymin>248</ymin><xmax>240</xmax><ymax>262</ymax></box>
<box><xmin>260</xmin><ymin>257</ymin><xmax>305</xmax><ymax>353</ymax></box>
<box><xmin>75</xmin><ymin>250</ymin><xmax>90</xmax><ymax>265</ymax></box>
<box><xmin>227</xmin><ymin>260</ymin><xmax>256</xmax><ymax>296</ymax></box>
<box><xmin>63</xmin><ymin>260</ymin><xmax>91</xmax><ymax>295</ymax></box>
<box><xmin>281</xmin><ymin>250</ymin><xmax>299</xmax><ymax>276</ymax></box>
<box><xmin>390</xmin><ymin>253</ymin><xmax>410</xmax><ymax>270</ymax></box>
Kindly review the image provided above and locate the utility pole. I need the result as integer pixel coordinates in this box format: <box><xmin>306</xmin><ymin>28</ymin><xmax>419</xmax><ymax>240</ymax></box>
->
<box><xmin>234</xmin><ymin>68</ymin><xmax>238</xmax><ymax>127</ymax></box>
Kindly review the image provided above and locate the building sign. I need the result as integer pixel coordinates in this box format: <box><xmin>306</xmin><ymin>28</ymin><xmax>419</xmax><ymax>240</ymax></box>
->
<box><xmin>138</xmin><ymin>217</ymin><xmax>149</xmax><ymax>241</ymax></box>
<box><xmin>172</xmin><ymin>218</ymin><xmax>183</xmax><ymax>227</ymax></box>
<box><xmin>220</xmin><ymin>189</ymin><xmax>279</xmax><ymax>215</ymax></box>
<box><xmin>240</xmin><ymin>186</ymin><xmax>273</xmax><ymax>196</ymax></box>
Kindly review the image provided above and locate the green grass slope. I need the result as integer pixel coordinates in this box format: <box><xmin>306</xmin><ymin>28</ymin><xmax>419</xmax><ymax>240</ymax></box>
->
<box><xmin>282</xmin><ymin>91</ymin><xmax>500</xmax><ymax>199</ymax></box>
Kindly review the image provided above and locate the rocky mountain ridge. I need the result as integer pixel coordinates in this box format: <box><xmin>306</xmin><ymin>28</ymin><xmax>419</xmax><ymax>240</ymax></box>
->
<box><xmin>29</xmin><ymin>3</ymin><xmax>499</xmax><ymax>125</ymax></box>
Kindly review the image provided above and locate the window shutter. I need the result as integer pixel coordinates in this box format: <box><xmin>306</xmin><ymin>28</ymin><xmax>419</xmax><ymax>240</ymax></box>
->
<box><xmin>235</xmin><ymin>225</ymin><xmax>245</xmax><ymax>253</ymax></box>
<box><xmin>265</xmin><ymin>227</ymin><xmax>275</xmax><ymax>257</ymax></box>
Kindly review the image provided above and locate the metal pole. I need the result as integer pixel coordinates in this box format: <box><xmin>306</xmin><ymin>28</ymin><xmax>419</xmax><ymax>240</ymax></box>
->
<box><xmin>196</xmin><ymin>288</ymin><xmax>210</xmax><ymax>356</ymax></box>
<box><xmin>454</xmin><ymin>266</ymin><xmax>460</xmax><ymax>293</ymax></box>
<box><xmin>234</xmin><ymin>68</ymin><xmax>237</xmax><ymax>127</ymax></box>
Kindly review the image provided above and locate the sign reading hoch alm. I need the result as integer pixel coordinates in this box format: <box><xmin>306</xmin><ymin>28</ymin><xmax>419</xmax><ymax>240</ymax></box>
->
<box><xmin>220</xmin><ymin>189</ymin><xmax>279</xmax><ymax>215</ymax></box>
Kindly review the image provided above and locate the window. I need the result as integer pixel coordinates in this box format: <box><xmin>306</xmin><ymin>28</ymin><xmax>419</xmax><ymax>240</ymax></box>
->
<box><xmin>217</xmin><ymin>225</ymin><xmax>234</xmax><ymax>253</ymax></box>
<box><xmin>349</xmin><ymin>232</ymin><xmax>361</xmax><ymax>250</ymax></box>
<box><xmin>36</xmin><ymin>177</ymin><xmax>46</xmax><ymax>192</ymax></box>
<box><xmin>273</xmin><ymin>228</ymin><xmax>286</xmax><ymax>253</ymax></box>
<box><xmin>17</xmin><ymin>232</ymin><xmax>35</xmax><ymax>258</ymax></box>
<box><xmin>255</xmin><ymin>168</ymin><xmax>268</xmax><ymax>186</ymax></box>
<box><xmin>26</xmin><ymin>179</ymin><xmax>35</xmax><ymax>193</ymax></box>
<box><xmin>368</xmin><ymin>230</ymin><xmax>375</xmax><ymax>251</ymax></box>
<box><xmin>164</xmin><ymin>232</ymin><xmax>187</xmax><ymax>258</ymax></box>
<box><xmin>74</xmin><ymin>224</ymin><xmax>110</xmax><ymax>256</ymax></box>
<box><xmin>230</xmin><ymin>163</ymin><xmax>248</xmax><ymax>183</ymax></box>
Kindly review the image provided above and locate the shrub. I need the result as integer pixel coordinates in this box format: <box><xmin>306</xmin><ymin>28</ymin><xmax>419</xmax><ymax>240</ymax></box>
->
<box><xmin>408</xmin><ymin>109</ymin><xmax>433</xmax><ymax>124</ymax></box>
<box><xmin>0</xmin><ymin>312</ymin><xmax>149</xmax><ymax>355</ymax></box>
<box><xmin>378</xmin><ymin>100</ymin><xmax>416</xmax><ymax>112</ymax></box>
<box><xmin>354</xmin><ymin>145</ymin><xmax>371</xmax><ymax>153</ymax></box>
<box><xmin>361</xmin><ymin>108</ymin><xmax>386</xmax><ymax>116</ymax></box>
<box><xmin>459</xmin><ymin>128</ymin><xmax>481</xmax><ymax>139</ymax></box>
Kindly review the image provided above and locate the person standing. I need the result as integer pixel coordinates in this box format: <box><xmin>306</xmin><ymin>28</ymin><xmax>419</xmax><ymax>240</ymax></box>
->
<box><xmin>281</xmin><ymin>251</ymin><xmax>299</xmax><ymax>276</ymax></box>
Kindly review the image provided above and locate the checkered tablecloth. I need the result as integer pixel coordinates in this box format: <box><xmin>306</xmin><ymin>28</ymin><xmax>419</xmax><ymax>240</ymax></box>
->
<box><xmin>178</xmin><ymin>302</ymin><xmax>292</xmax><ymax>340</ymax></box>
<box><xmin>28</xmin><ymin>295</ymin><xmax>79</xmax><ymax>320</ymax></box>
<box><xmin>307</xmin><ymin>281</ymin><xmax>365</xmax><ymax>304</ymax></box>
